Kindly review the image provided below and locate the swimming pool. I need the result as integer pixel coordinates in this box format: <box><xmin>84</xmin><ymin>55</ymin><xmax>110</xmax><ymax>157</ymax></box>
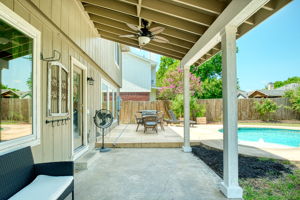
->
<box><xmin>219</xmin><ymin>128</ymin><xmax>300</xmax><ymax>147</ymax></box>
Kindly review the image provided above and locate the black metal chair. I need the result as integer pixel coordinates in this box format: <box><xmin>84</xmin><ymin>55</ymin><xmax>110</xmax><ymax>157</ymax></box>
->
<box><xmin>143</xmin><ymin>115</ymin><xmax>158</xmax><ymax>133</ymax></box>
<box><xmin>135</xmin><ymin>113</ymin><xmax>144</xmax><ymax>131</ymax></box>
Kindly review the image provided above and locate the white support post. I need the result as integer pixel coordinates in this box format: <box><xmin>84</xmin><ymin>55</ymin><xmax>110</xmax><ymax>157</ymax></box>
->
<box><xmin>219</xmin><ymin>25</ymin><xmax>243</xmax><ymax>199</ymax></box>
<box><xmin>182</xmin><ymin>64</ymin><xmax>191</xmax><ymax>153</ymax></box>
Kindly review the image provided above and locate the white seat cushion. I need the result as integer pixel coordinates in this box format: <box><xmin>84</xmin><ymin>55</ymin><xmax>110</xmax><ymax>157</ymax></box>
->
<box><xmin>9</xmin><ymin>175</ymin><xmax>73</xmax><ymax>200</ymax></box>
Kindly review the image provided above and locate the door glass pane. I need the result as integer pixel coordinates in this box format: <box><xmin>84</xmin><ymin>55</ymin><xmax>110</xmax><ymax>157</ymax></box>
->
<box><xmin>0</xmin><ymin>18</ymin><xmax>33</xmax><ymax>142</ymax></box>
<box><xmin>73</xmin><ymin>70</ymin><xmax>82</xmax><ymax>149</ymax></box>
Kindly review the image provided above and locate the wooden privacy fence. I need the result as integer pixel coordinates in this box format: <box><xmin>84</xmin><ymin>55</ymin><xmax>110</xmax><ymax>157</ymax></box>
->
<box><xmin>120</xmin><ymin>98</ymin><xmax>299</xmax><ymax>124</ymax></box>
<box><xmin>0</xmin><ymin>98</ymin><xmax>31</xmax><ymax>122</ymax></box>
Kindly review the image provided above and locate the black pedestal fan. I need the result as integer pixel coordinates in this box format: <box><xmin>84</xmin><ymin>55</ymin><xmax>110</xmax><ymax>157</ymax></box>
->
<box><xmin>93</xmin><ymin>109</ymin><xmax>114</xmax><ymax>152</ymax></box>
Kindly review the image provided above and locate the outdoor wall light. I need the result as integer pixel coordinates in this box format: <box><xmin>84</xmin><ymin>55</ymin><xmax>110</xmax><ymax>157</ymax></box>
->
<box><xmin>87</xmin><ymin>77</ymin><xmax>95</xmax><ymax>85</ymax></box>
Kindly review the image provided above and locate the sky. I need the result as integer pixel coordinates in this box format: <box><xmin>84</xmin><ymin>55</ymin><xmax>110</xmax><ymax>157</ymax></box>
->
<box><xmin>132</xmin><ymin>0</ymin><xmax>300</xmax><ymax>92</ymax></box>
<box><xmin>236</xmin><ymin>0</ymin><xmax>300</xmax><ymax>91</ymax></box>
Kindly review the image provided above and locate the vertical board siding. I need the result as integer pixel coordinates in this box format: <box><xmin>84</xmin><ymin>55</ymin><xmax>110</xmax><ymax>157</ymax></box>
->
<box><xmin>0</xmin><ymin>0</ymin><xmax>121</xmax><ymax>162</ymax></box>
<box><xmin>120</xmin><ymin>98</ymin><xmax>300</xmax><ymax>124</ymax></box>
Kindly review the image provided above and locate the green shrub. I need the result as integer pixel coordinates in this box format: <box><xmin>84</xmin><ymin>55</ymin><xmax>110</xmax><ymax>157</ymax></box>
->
<box><xmin>254</xmin><ymin>99</ymin><xmax>279</xmax><ymax>121</ymax></box>
<box><xmin>284</xmin><ymin>87</ymin><xmax>300</xmax><ymax>113</ymax></box>
<box><xmin>171</xmin><ymin>94</ymin><xmax>206</xmax><ymax>119</ymax></box>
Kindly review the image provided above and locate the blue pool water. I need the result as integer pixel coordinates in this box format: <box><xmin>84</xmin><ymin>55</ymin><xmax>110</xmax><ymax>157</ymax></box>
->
<box><xmin>219</xmin><ymin>128</ymin><xmax>300</xmax><ymax>147</ymax></box>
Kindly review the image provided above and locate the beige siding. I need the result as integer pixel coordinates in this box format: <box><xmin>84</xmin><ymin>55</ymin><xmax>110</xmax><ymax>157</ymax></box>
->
<box><xmin>0</xmin><ymin>0</ymin><xmax>121</xmax><ymax>162</ymax></box>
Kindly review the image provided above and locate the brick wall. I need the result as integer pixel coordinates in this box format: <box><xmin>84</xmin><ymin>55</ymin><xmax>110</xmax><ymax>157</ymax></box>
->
<box><xmin>120</xmin><ymin>92</ymin><xmax>150</xmax><ymax>101</ymax></box>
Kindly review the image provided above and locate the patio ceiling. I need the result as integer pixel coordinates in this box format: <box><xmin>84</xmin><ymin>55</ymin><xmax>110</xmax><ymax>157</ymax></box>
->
<box><xmin>80</xmin><ymin>0</ymin><xmax>291</xmax><ymax>65</ymax></box>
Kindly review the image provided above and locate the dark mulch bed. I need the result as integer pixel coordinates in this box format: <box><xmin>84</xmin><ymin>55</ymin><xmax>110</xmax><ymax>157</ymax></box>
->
<box><xmin>192</xmin><ymin>145</ymin><xmax>292</xmax><ymax>179</ymax></box>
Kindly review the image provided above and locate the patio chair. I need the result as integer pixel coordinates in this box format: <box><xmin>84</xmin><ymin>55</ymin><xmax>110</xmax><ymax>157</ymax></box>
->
<box><xmin>141</xmin><ymin>110</ymin><xmax>157</xmax><ymax>116</ymax></box>
<box><xmin>164</xmin><ymin>110</ymin><xmax>196</xmax><ymax>126</ymax></box>
<box><xmin>157</xmin><ymin>111</ymin><xmax>165</xmax><ymax>131</ymax></box>
<box><xmin>135</xmin><ymin>113</ymin><xmax>143</xmax><ymax>132</ymax></box>
<box><xmin>143</xmin><ymin>115</ymin><xmax>158</xmax><ymax>133</ymax></box>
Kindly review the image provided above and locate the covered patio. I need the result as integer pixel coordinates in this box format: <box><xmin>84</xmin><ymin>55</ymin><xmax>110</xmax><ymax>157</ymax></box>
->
<box><xmin>74</xmin><ymin>148</ymin><xmax>227</xmax><ymax>200</ymax></box>
<box><xmin>78</xmin><ymin>0</ymin><xmax>291</xmax><ymax>198</ymax></box>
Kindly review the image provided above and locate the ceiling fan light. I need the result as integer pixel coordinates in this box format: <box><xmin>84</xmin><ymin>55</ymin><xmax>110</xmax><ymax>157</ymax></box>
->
<box><xmin>138</xmin><ymin>36</ymin><xmax>150</xmax><ymax>45</ymax></box>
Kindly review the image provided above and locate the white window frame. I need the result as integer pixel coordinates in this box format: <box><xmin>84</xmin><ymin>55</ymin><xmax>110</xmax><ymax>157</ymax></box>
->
<box><xmin>0</xmin><ymin>3</ymin><xmax>41</xmax><ymax>154</ymax></box>
<box><xmin>100</xmin><ymin>79</ymin><xmax>118</xmax><ymax>121</ymax></box>
<box><xmin>114</xmin><ymin>43</ymin><xmax>120</xmax><ymax>68</ymax></box>
<box><xmin>47</xmin><ymin>61</ymin><xmax>70</xmax><ymax>117</ymax></box>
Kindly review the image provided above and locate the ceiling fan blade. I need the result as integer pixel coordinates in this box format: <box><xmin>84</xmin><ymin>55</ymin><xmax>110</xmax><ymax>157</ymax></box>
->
<box><xmin>126</xmin><ymin>23</ymin><xmax>140</xmax><ymax>32</ymax></box>
<box><xmin>149</xmin><ymin>26</ymin><xmax>165</xmax><ymax>35</ymax></box>
<box><xmin>119</xmin><ymin>34</ymin><xmax>136</xmax><ymax>38</ymax></box>
<box><xmin>152</xmin><ymin>36</ymin><xmax>169</xmax><ymax>43</ymax></box>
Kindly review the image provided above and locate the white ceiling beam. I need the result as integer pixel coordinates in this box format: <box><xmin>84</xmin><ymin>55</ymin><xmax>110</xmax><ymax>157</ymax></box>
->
<box><xmin>181</xmin><ymin>0</ymin><xmax>270</xmax><ymax>67</ymax></box>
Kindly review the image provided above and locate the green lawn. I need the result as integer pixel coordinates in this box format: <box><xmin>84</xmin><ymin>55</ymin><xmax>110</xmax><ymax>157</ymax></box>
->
<box><xmin>240</xmin><ymin>169</ymin><xmax>300</xmax><ymax>200</ymax></box>
<box><xmin>239</xmin><ymin>122</ymin><xmax>300</xmax><ymax>127</ymax></box>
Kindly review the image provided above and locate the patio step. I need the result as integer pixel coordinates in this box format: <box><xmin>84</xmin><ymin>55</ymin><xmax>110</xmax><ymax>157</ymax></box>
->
<box><xmin>75</xmin><ymin>150</ymin><xmax>100</xmax><ymax>171</ymax></box>
<box><xmin>96</xmin><ymin>141</ymin><xmax>201</xmax><ymax>148</ymax></box>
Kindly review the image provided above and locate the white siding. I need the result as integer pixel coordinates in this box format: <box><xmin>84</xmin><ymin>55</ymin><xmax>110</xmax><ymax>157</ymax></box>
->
<box><xmin>121</xmin><ymin>52</ymin><xmax>152</xmax><ymax>92</ymax></box>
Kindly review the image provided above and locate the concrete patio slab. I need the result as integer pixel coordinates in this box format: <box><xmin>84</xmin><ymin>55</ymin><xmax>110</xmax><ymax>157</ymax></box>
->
<box><xmin>99</xmin><ymin>124</ymin><xmax>300</xmax><ymax>162</ymax></box>
<box><xmin>74</xmin><ymin>148</ymin><xmax>227</xmax><ymax>200</ymax></box>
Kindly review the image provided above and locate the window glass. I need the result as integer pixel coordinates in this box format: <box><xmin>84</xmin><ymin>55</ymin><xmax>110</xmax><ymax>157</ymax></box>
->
<box><xmin>114</xmin><ymin>91</ymin><xmax>117</xmax><ymax>118</ymax></box>
<box><xmin>109</xmin><ymin>88</ymin><xmax>113</xmax><ymax>114</ymax></box>
<box><xmin>61</xmin><ymin>68</ymin><xmax>68</xmax><ymax>113</ymax></box>
<box><xmin>48</xmin><ymin>62</ymin><xmax>69</xmax><ymax>116</ymax></box>
<box><xmin>50</xmin><ymin>65</ymin><xmax>59</xmax><ymax>113</ymax></box>
<box><xmin>0</xmin><ymin>18</ymin><xmax>33</xmax><ymax>142</ymax></box>
<box><xmin>101</xmin><ymin>83</ymin><xmax>108</xmax><ymax>109</ymax></box>
<box><xmin>114</xmin><ymin>43</ymin><xmax>120</xmax><ymax>66</ymax></box>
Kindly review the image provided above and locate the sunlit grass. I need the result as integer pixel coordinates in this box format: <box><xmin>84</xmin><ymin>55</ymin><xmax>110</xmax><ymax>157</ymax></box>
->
<box><xmin>240</xmin><ymin>169</ymin><xmax>300</xmax><ymax>200</ymax></box>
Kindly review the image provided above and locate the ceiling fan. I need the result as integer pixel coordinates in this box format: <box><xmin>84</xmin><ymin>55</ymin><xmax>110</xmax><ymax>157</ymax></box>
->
<box><xmin>119</xmin><ymin>19</ymin><xmax>169</xmax><ymax>46</ymax></box>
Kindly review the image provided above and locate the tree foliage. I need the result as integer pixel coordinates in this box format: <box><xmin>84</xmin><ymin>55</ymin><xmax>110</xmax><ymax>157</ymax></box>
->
<box><xmin>197</xmin><ymin>78</ymin><xmax>222</xmax><ymax>99</ymax></box>
<box><xmin>170</xmin><ymin>94</ymin><xmax>205</xmax><ymax>118</ymax></box>
<box><xmin>274</xmin><ymin>76</ymin><xmax>300</xmax><ymax>88</ymax></box>
<box><xmin>254</xmin><ymin>99</ymin><xmax>279</xmax><ymax>121</ymax></box>
<box><xmin>0</xmin><ymin>83</ymin><xmax>19</xmax><ymax>91</ymax></box>
<box><xmin>158</xmin><ymin>67</ymin><xmax>201</xmax><ymax>100</ymax></box>
<box><xmin>284</xmin><ymin>87</ymin><xmax>300</xmax><ymax>113</ymax></box>
<box><xmin>156</xmin><ymin>56</ymin><xmax>179</xmax><ymax>87</ymax></box>
<box><xmin>190</xmin><ymin>53</ymin><xmax>222</xmax><ymax>81</ymax></box>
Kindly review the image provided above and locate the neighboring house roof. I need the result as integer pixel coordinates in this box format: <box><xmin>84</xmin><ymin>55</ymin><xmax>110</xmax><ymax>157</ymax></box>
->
<box><xmin>0</xmin><ymin>89</ymin><xmax>30</xmax><ymax>98</ymax></box>
<box><xmin>237</xmin><ymin>90</ymin><xmax>248</xmax><ymax>98</ymax></box>
<box><xmin>248</xmin><ymin>89</ymin><xmax>285</xmax><ymax>98</ymax></box>
<box><xmin>248</xmin><ymin>83</ymin><xmax>300</xmax><ymax>98</ymax></box>
<box><xmin>124</xmin><ymin>52</ymin><xmax>157</xmax><ymax>66</ymax></box>
<box><xmin>275</xmin><ymin>83</ymin><xmax>300</xmax><ymax>91</ymax></box>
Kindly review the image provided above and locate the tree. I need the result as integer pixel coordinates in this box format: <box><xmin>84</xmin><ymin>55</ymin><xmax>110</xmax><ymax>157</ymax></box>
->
<box><xmin>156</xmin><ymin>56</ymin><xmax>179</xmax><ymax>87</ymax></box>
<box><xmin>158</xmin><ymin>67</ymin><xmax>201</xmax><ymax>100</ymax></box>
<box><xmin>190</xmin><ymin>53</ymin><xmax>223</xmax><ymax>99</ymax></box>
<box><xmin>197</xmin><ymin>78</ymin><xmax>222</xmax><ymax>99</ymax></box>
<box><xmin>190</xmin><ymin>53</ymin><xmax>222</xmax><ymax>81</ymax></box>
<box><xmin>0</xmin><ymin>83</ymin><xmax>19</xmax><ymax>91</ymax></box>
<box><xmin>284</xmin><ymin>87</ymin><xmax>300</xmax><ymax>113</ymax></box>
<box><xmin>274</xmin><ymin>76</ymin><xmax>300</xmax><ymax>88</ymax></box>
<box><xmin>254</xmin><ymin>99</ymin><xmax>279</xmax><ymax>121</ymax></box>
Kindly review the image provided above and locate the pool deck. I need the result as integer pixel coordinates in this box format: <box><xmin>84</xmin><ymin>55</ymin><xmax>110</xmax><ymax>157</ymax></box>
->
<box><xmin>169</xmin><ymin>124</ymin><xmax>300</xmax><ymax>162</ymax></box>
<box><xmin>102</xmin><ymin>124</ymin><xmax>300</xmax><ymax>162</ymax></box>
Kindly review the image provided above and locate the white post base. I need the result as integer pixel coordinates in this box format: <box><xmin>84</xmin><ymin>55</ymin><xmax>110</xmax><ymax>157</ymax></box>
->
<box><xmin>182</xmin><ymin>146</ymin><xmax>192</xmax><ymax>153</ymax></box>
<box><xmin>219</xmin><ymin>182</ymin><xmax>243</xmax><ymax>199</ymax></box>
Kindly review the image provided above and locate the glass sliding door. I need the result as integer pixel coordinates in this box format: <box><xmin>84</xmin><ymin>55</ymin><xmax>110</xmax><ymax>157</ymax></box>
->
<box><xmin>73</xmin><ymin>66</ymin><xmax>83</xmax><ymax>150</ymax></box>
